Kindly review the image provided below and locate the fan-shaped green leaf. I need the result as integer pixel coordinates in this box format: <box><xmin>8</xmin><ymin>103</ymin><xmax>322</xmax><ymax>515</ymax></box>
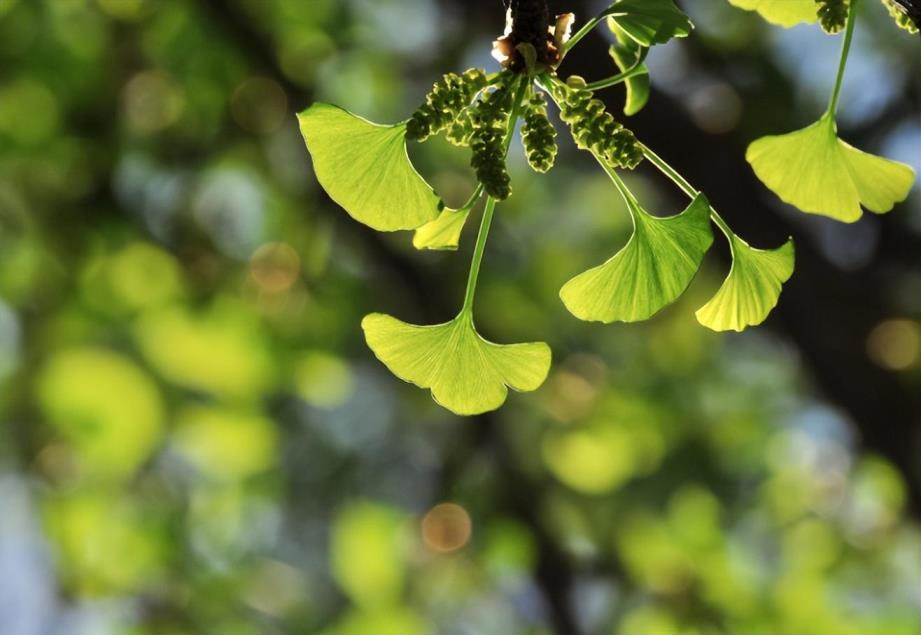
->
<box><xmin>747</xmin><ymin>116</ymin><xmax>915</xmax><ymax>223</ymax></box>
<box><xmin>412</xmin><ymin>207</ymin><xmax>471</xmax><ymax>251</ymax></box>
<box><xmin>696</xmin><ymin>236</ymin><xmax>794</xmax><ymax>332</ymax></box>
<box><xmin>560</xmin><ymin>194</ymin><xmax>714</xmax><ymax>323</ymax></box>
<box><xmin>298</xmin><ymin>103</ymin><xmax>442</xmax><ymax>232</ymax></box>
<box><xmin>603</xmin><ymin>0</ymin><xmax>693</xmax><ymax>47</ymax></box>
<box><xmin>362</xmin><ymin>313</ymin><xmax>551</xmax><ymax>416</ymax></box>
<box><xmin>726</xmin><ymin>0</ymin><xmax>818</xmax><ymax>26</ymax></box>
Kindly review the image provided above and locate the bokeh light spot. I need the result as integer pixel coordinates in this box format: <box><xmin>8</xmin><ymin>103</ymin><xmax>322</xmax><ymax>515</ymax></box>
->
<box><xmin>250</xmin><ymin>242</ymin><xmax>300</xmax><ymax>293</ymax></box>
<box><xmin>866</xmin><ymin>319</ymin><xmax>921</xmax><ymax>370</ymax></box>
<box><xmin>122</xmin><ymin>70</ymin><xmax>185</xmax><ymax>134</ymax></box>
<box><xmin>231</xmin><ymin>76</ymin><xmax>288</xmax><ymax>134</ymax></box>
<box><xmin>421</xmin><ymin>503</ymin><xmax>472</xmax><ymax>554</ymax></box>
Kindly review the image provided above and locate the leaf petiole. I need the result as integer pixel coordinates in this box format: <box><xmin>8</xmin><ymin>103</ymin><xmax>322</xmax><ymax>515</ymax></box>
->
<box><xmin>639</xmin><ymin>143</ymin><xmax>734</xmax><ymax>239</ymax></box>
<box><xmin>826</xmin><ymin>0</ymin><xmax>859</xmax><ymax>117</ymax></box>
<box><xmin>561</xmin><ymin>16</ymin><xmax>603</xmax><ymax>59</ymax></box>
<box><xmin>460</xmin><ymin>74</ymin><xmax>530</xmax><ymax>316</ymax></box>
<box><xmin>585</xmin><ymin>64</ymin><xmax>649</xmax><ymax>92</ymax></box>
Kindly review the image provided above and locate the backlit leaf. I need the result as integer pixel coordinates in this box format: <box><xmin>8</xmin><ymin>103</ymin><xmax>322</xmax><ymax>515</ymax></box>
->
<box><xmin>560</xmin><ymin>194</ymin><xmax>713</xmax><ymax>323</ymax></box>
<box><xmin>362</xmin><ymin>313</ymin><xmax>551</xmax><ymax>416</ymax></box>
<box><xmin>696</xmin><ymin>236</ymin><xmax>795</xmax><ymax>332</ymax></box>
<box><xmin>747</xmin><ymin>115</ymin><xmax>915</xmax><ymax>222</ymax></box>
<box><xmin>607</xmin><ymin>21</ymin><xmax>650</xmax><ymax>116</ymax></box>
<box><xmin>298</xmin><ymin>103</ymin><xmax>442</xmax><ymax>232</ymax></box>
<box><xmin>726</xmin><ymin>0</ymin><xmax>818</xmax><ymax>26</ymax></box>
<box><xmin>603</xmin><ymin>0</ymin><xmax>693</xmax><ymax>47</ymax></box>
<box><xmin>412</xmin><ymin>207</ymin><xmax>471</xmax><ymax>251</ymax></box>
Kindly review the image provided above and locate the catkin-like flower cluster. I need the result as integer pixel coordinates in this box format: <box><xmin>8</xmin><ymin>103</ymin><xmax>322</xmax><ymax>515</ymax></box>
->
<box><xmin>406</xmin><ymin>69</ymin><xmax>488</xmax><ymax>142</ymax></box>
<box><xmin>552</xmin><ymin>78</ymin><xmax>643</xmax><ymax>170</ymax></box>
<box><xmin>470</xmin><ymin>81</ymin><xmax>515</xmax><ymax>200</ymax></box>
<box><xmin>881</xmin><ymin>0</ymin><xmax>919</xmax><ymax>33</ymax></box>
<box><xmin>816</xmin><ymin>0</ymin><xmax>850</xmax><ymax>34</ymax></box>
<box><xmin>521</xmin><ymin>91</ymin><xmax>558</xmax><ymax>173</ymax></box>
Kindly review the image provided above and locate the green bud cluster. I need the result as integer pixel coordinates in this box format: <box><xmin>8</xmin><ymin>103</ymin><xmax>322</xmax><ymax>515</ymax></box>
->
<box><xmin>552</xmin><ymin>78</ymin><xmax>643</xmax><ymax>170</ymax></box>
<box><xmin>815</xmin><ymin>0</ymin><xmax>849</xmax><ymax>34</ymax></box>
<box><xmin>406</xmin><ymin>69</ymin><xmax>488</xmax><ymax>142</ymax></box>
<box><xmin>521</xmin><ymin>91</ymin><xmax>558</xmax><ymax>173</ymax></box>
<box><xmin>881</xmin><ymin>0</ymin><xmax>919</xmax><ymax>33</ymax></box>
<box><xmin>469</xmin><ymin>80</ymin><xmax>515</xmax><ymax>200</ymax></box>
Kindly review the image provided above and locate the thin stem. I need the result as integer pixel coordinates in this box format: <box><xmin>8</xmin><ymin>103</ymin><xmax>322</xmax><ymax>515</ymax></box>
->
<box><xmin>561</xmin><ymin>16</ymin><xmax>602</xmax><ymax>58</ymax></box>
<box><xmin>458</xmin><ymin>183</ymin><xmax>485</xmax><ymax>212</ymax></box>
<box><xmin>460</xmin><ymin>75</ymin><xmax>529</xmax><ymax>316</ymax></box>
<box><xmin>462</xmin><ymin>196</ymin><xmax>497</xmax><ymax>315</ymax></box>
<box><xmin>640</xmin><ymin>143</ymin><xmax>734</xmax><ymax>238</ymax></box>
<box><xmin>827</xmin><ymin>0</ymin><xmax>859</xmax><ymax>117</ymax></box>
<box><xmin>585</xmin><ymin>65</ymin><xmax>648</xmax><ymax>91</ymax></box>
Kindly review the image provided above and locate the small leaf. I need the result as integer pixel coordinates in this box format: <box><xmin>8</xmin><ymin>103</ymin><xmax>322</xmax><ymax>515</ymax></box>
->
<box><xmin>362</xmin><ymin>313</ymin><xmax>551</xmax><ymax>416</ymax></box>
<box><xmin>747</xmin><ymin>116</ymin><xmax>915</xmax><ymax>223</ymax></box>
<box><xmin>413</xmin><ymin>207</ymin><xmax>471</xmax><ymax>251</ymax></box>
<box><xmin>607</xmin><ymin>39</ymin><xmax>650</xmax><ymax>116</ymax></box>
<box><xmin>561</xmin><ymin>194</ymin><xmax>714</xmax><ymax>323</ymax></box>
<box><xmin>726</xmin><ymin>0</ymin><xmax>818</xmax><ymax>27</ymax></box>
<box><xmin>696</xmin><ymin>236</ymin><xmax>795</xmax><ymax>332</ymax></box>
<box><xmin>604</xmin><ymin>0</ymin><xmax>693</xmax><ymax>47</ymax></box>
<box><xmin>298</xmin><ymin>103</ymin><xmax>442</xmax><ymax>232</ymax></box>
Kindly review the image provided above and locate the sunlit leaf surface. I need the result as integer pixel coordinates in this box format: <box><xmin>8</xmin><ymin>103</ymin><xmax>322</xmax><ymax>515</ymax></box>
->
<box><xmin>362</xmin><ymin>313</ymin><xmax>551</xmax><ymax>416</ymax></box>
<box><xmin>561</xmin><ymin>194</ymin><xmax>713</xmax><ymax>323</ymax></box>
<box><xmin>412</xmin><ymin>207</ymin><xmax>471</xmax><ymax>251</ymax></box>
<box><xmin>696</xmin><ymin>236</ymin><xmax>795</xmax><ymax>332</ymax></box>
<box><xmin>727</xmin><ymin>0</ymin><xmax>818</xmax><ymax>26</ymax></box>
<box><xmin>607</xmin><ymin>21</ymin><xmax>650</xmax><ymax>116</ymax></box>
<box><xmin>747</xmin><ymin>116</ymin><xmax>915</xmax><ymax>222</ymax></box>
<box><xmin>604</xmin><ymin>0</ymin><xmax>693</xmax><ymax>47</ymax></box>
<box><xmin>298</xmin><ymin>103</ymin><xmax>442</xmax><ymax>231</ymax></box>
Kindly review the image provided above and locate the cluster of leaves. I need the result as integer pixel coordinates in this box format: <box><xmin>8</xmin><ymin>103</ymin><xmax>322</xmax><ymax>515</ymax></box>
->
<box><xmin>299</xmin><ymin>0</ymin><xmax>915</xmax><ymax>416</ymax></box>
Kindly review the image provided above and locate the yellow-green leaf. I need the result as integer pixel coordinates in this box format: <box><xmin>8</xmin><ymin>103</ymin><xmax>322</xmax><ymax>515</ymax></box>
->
<box><xmin>696</xmin><ymin>236</ymin><xmax>795</xmax><ymax>332</ymax></box>
<box><xmin>362</xmin><ymin>313</ymin><xmax>551</xmax><ymax>416</ymax></box>
<box><xmin>560</xmin><ymin>194</ymin><xmax>714</xmax><ymax>323</ymax></box>
<box><xmin>726</xmin><ymin>0</ymin><xmax>818</xmax><ymax>26</ymax></box>
<box><xmin>298</xmin><ymin>103</ymin><xmax>442</xmax><ymax>232</ymax></box>
<box><xmin>747</xmin><ymin>116</ymin><xmax>915</xmax><ymax>222</ymax></box>
<box><xmin>412</xmin><ymin>207</ymin><xmax>471</xmax><ymax>251</ymax></box>
<box><xmin>604</xmin><ymin>0</ymin><xmax>693</xmax><ymax>47</ymax></box>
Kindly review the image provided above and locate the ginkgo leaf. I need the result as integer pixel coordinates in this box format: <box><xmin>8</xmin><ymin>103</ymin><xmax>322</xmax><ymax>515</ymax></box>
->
<box><xmin>412</xmin><ymin>207</ymin><xmax>471</xmax><ymax>251</ymax></box>
<box><xmin>561</xmin><ymin>194</ymin><xmax>714</xmax><ymax>323</ymax></box>
<box><xmin>603</xmin><ymin>0</ymin><xmax>693</xmax><ymax>47</ymax></box>
<box><xmin>362</xmin><ymin>313</ymin><xmax>551</xmax><ymax>416</ymax></box>
<box><xmin>607</xmin><ymin>22</ymin><xmax>650</xmax><ymax>116</ymax></box>
<box><xmin>726</xmin><ymin>0</ymin><xmax>818</xmax><ymax>27</ymax></box>
<box><xmin>696</xmin><ymin>236</ymin><xmax>795</xmax><ymax>332</ymax></box>
<box><xmin>747</xmin><ymin>115</ymin><xmax>915</xmax><ymax>222</ymax></box>
<box><xmin>298</xmin><ymin>103</ymin><xmax>442</xmax><ymax>232</ymax></box>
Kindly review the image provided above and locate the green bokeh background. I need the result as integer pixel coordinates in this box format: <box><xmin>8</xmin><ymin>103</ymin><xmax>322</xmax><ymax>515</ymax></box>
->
<box><xmin>1</xmin><ymin>1</ymin><xmax>919</xmax><ymax>634</ymax></box>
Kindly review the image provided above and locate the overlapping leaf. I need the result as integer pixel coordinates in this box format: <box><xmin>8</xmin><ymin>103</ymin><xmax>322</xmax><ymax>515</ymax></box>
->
<box><xmin>362</xmin><ymin>313</ymin><xmax>551</xmax><ymax>416</ymax></box>
<box><xmin>726</xmin><ymin>0</ymin><xmax>818</xmax><ymax>27</ymax></box>
<box><xmin>298</xmin><ymin>103</ymin><xmax>442</xmax><ymax>232</ymax></box>
<box><xmin>413</xmin><ymin>207</ymin><xmax>471</xmax><ymax>251</ymax></box>
<box><xmin>561</xmin><ymin>194</ymin><xmax>713</xmax><ymax>323</ymax></box>
<box><xmin>603</xmin><ymin>0</ymin><xmax>693</xmax><ymax>47</ymax></box>
<box><xmin>747</xmin><ymin>115</ymin><xmax>915</xmax><ymax>222</ymax></box>
<box><xmin>696</xmin><ymin>236</ymin><xmax>795</xmax><ymax>332</ymax></box>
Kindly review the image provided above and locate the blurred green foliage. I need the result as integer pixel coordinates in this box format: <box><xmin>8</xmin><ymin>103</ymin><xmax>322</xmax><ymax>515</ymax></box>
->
<box><xmin>0</xmin><ymin>1</ymin><xmax>919</xmax><ymax>634</ymax></box>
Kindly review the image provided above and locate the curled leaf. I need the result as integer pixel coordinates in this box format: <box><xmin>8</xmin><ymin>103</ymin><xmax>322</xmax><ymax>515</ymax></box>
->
<box><xmin>412</xmin><ymin>207</ymin><xmax>471</xmax><ymax>251</ymax></box>
<box><xmin>747</xmin><ymin>115</ymin><xmax>915</xmax><ymax>223</ymax></box>
<box><xmin>561</xmin><ymin>194</ymin><xmax>714</xmax><ymax>323</ymax></box>
<box><xmin>726</xmin><ymin>0</ymin><xmax>818</xmax><ymax>27</ymax></box>
<box><xmin>362</xmin><ymin>313</ymin><xmax>551</xmax><ymax>416</ymax></box>
<box><xmin>696</xmin><ymin>236</ymin><xmax>795</xmax><ymax>332</ymax></box>
<box><xmin>298</xmin><ymin>103</ymin><xmax>442</xmax><ymax>232</ymax></box>
<box><xmin>607</xmin><ymin>20</ymin><xmax>651</xmax><ymax>116</ymax></box>
<box><xmin>603</xmin><ymin>0</ymin><xmax>693</xmax><ymax>46</ymax></box>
